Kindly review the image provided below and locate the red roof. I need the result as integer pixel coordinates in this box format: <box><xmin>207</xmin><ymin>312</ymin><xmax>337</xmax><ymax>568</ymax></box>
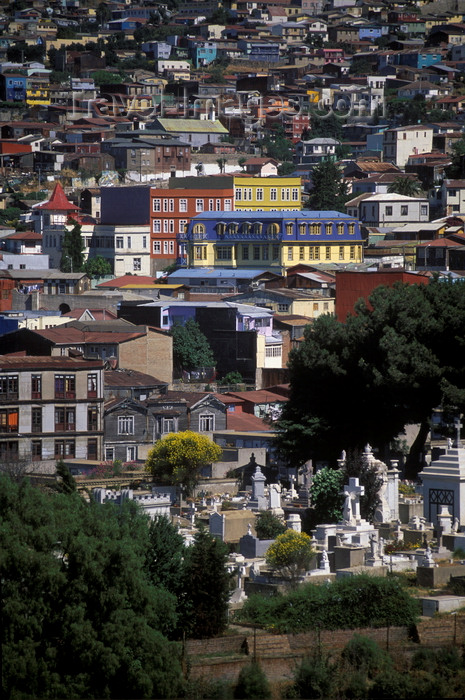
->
<box><xmin>226</xmin><ymin>412</ymin><xmax>274</xmax><ymax>432</ymax></box>
<box><xmin>225</xmin><ymin>390</ymin><xmax>288</xmax><ymax>405</ymax></box>
<box><xmin>35</xmin><ymin>327</ymin><xmax>144</xmax><ymax>345</ymax></box>
<box><xmin>5</xmin><ymin>231</ymin><xmax>42</xmax><ymax>240</ymax></box>
<box><xmin>97</xmin><ymin>275</ymin><xmax>156</xmax><ymax>288</ymax></box>
<box><xmin>35</xmin><ymin>182</ymin><xmax>79</xmax><ymax>212</ymax></box>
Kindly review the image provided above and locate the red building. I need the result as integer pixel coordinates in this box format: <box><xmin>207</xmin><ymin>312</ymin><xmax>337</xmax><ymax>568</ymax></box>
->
<box><xmin>282</xmin><ymin>113</ymin><xmax>311</xmax><ymax>143</ymax></box>
<box><xmin>149</xmin><ymin>186</ymin><xmax>234</xmax><ymax>270</ymax></box>
<box><xmin>335</xmin><ymin>270</ymin><xmax>429</xmax><ymax>322</ymax></box>
<box><xmin>0</xmin><ymin>276</ymin><xmax>15</xmax><ymax>311</ymax></box>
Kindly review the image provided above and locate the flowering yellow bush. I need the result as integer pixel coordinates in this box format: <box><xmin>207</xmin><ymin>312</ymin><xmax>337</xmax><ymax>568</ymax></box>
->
<box><xmin>145</xmin><ymin>430</ymin><xmax>222</xmax><ymax>496</ymax></box>
<box><xmin>266</xmin><ymin>530</ymin><xmax>316</xmax><ymax>584</ymax></box>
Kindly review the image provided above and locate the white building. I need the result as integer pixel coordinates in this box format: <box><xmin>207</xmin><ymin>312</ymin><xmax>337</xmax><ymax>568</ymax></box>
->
<box><xmin>383</xmin><ymin>125</ymin><xmax>434</xmax><ymax>168</ymax></box>
<box><xmin>347</xmin><ymin>192</ymin><xmax>429</xmax><ymax>227</ymax></box>
<box><xmin>295</xmin><ymin>137</ymin><xmax>339</xmax><ymax>165</ymax></box>
<box><xmin>441</xmin><ymin>179</ymin><xmax>465</xmax><ymax>215</ymax></box>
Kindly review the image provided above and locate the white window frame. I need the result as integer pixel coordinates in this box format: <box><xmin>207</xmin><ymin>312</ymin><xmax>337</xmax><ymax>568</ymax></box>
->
<box><xmin>118</xmin><ymin>415</ymin><xmax>134</xmax><ymax>435</ymax></box>
<box><xmin>199</xmin><ymin>413</ymin><xmax>215</xmax><ymax>431</ymax></box>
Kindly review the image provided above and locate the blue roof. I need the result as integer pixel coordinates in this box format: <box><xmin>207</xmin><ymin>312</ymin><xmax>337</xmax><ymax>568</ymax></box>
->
<box><xmin>194</xmin><ymin>210</ymin><xmax>353</xmax><ymax>220</ymax></box>
<box><xmin>167</xmin><ymin>268</ymin><xmax>268</xmax><ymax>280</ymax></box>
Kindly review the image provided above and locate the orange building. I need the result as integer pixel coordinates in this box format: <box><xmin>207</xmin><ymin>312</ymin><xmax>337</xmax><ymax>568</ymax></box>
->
<box><xmin>149</xmin><ymin>185</ymin><xmax>234</xmax><ymax>270</ymax></box>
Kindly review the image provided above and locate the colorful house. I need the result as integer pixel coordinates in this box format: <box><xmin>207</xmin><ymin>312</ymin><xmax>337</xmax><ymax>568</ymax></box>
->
<box><xmin>184</xmin><ymin>210</ymin><xmax>363</xmax><ymax>272</ymax></box>
<box><xmin>233</xmin><ymin>175</ymin><xmax>302</xmax><ymax>211</ymax></box>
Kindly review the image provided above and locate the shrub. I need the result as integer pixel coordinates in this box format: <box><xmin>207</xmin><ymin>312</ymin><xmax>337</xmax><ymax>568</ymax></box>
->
<box><xmin>237</xmin><ymin>575</ymin><xmax>420</xmax><ymax>633</ymax></box>
<box><xmin>368</xmin><ymin>670</ymin><xmax>411</xmax><ymax>699</ymax></box>
<box><xmin>255</xmin><ymin>511</ymin><xmax>286</xmax><ymax>540</ymax></box>
<box><xmin>341</xmin><ymin>635</ymin><xmax>391</xmax><ymax>679</ymax></box>
<box><xmin>293</xmin><ymin>655</ymin><xmax>334</xmax><ymax>699</ymax></box>
<box><xmin>233</xmin><ymin>662</ymin><xmax>271</xmax><ymax>699</ymax></box>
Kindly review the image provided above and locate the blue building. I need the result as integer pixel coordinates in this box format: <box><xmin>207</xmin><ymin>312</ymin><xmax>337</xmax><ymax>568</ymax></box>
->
<box><xmin>183</xmin><ymin>210</ymin><xmax>364</xmax><ymax>272</ymax></box>
<box><xmin>0</xmin><ymin>73</ymin><xmax>27</xmax><ymax>102</ymax></box>
<box><xmin>188</xmin><ymin>39</ymin><xmax>217</xmax><ymax>68</ymax></box>
<box><xmin>395</xmin><ymin>50</ymin><xmax>443</xmax><ymax>69</ymax></box>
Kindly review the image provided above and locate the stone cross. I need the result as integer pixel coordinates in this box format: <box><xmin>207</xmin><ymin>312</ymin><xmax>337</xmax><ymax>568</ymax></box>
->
<box><xmin>342</xmin><ymin>477</ymin><xmax>365</xmax><ymax>523</ymax></box>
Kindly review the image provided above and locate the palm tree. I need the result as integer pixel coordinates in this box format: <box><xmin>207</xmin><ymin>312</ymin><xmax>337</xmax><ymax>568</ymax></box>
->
<box><xmin>387</xmin><ymin>176</ymin><xmax>423</xmax><ymax>197</ymax></box>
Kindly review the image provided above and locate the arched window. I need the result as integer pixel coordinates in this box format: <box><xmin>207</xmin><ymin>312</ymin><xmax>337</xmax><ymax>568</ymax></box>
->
<box><xmin>299</xmin><ymin>223</ymin><xmax>306</xmax><ymax>236</ymax></box>
<box><xmin>337</xmin><ymin>223</ymin><xmax>345</xmax><ymax>235</ymax></box>
<box><xmin>325</xmin><ymin>223</ymin><xmax>333</xmax><ymax>236</ymax></box>
<box><xmin>348</xmin><ymin>223</ymin><xmax>355</xmax><ymax>235</ymax></box>
<box><xmin>267</xmin><ymin>222</ymin><xmax>280</xmax><ymax>238</ymax></box>
<box><xmin>286</xmin><ymin>222</ymin><xmax>293</xmax><ymax>236</ymax></box>
<box><xmin>254</xmin><ymin>222</ymin><xmax>263</xmax><ymax>235</ymax></box>
<box><xmin>227</xmin><ymin>222</ymin><xmax>238</xmax><ymax>235</ymax></box>
<box><xmin>193</xmin><ymin>223</ymin><xmax>206</xmax><ymax>240</ymax></box>
<box><xmin>310</xmin><ymin>223</ymin><xmax>321</xmax><ymax>235</ymax></box>
<box><xmin>217</xmin><ymin>223</ymin><xmax>225</xmax><ymax>237</ymax></box>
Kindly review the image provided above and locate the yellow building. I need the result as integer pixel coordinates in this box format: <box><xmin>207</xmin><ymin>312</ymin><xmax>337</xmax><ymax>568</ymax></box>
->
<box><xmin>233</xmin><ymin>175</ymin><xmax>302</xmax><ymax>211</ymax></box>
<box><xmin>186</xmin><ymin>211</ymin><xmax>363</xmax><ymax>272</ymax></box>
<box><xmin>26</xmin><ymin>78</ymin><xmax>50</xmax><ymax>107</ymax></box>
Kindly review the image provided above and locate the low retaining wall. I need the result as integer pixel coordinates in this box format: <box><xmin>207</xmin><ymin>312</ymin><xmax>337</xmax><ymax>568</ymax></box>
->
<box><xmin>186</xmin><ymin>616</ymin><xmax>465</xmax><ymax>682</ymax></box>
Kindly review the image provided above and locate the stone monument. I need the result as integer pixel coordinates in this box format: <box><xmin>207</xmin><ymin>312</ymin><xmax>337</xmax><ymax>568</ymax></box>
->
<box><xmin>419</xmin><ymin>442</ymin><xmax>465</xmax><ymax>527</ymax></box>
<box><xmin>248</xmin><ymin>465</ymin><xmax>268</xmax><ymax>511</ymax></box>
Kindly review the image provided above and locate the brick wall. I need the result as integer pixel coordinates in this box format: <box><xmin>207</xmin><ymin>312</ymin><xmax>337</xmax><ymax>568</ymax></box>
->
<box><xmin>186</xmin><ymin>617</ymin><xmax>465</xmax><ymax>683</ymax></box>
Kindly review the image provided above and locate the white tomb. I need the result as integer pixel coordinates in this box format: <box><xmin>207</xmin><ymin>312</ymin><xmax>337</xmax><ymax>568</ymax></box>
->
<box><xmin>419</xmin><ymin>446</ymin><xmax>465</xmax><ymax>527</ymax></box>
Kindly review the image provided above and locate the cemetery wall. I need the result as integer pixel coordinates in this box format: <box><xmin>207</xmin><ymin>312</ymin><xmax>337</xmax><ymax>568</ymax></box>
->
<box><xmin>416</xmin><ymin>615</ymin><xmax>465</xmax><ymax>646</ymax></box>
<box><xmin>186</xmin><ymin>617</ymin><xmax>465</xmax><ymax>681</ymax></box>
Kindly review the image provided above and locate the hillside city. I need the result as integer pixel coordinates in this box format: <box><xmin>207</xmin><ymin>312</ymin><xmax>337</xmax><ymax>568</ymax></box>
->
<box><xmin>3</xmin><ymin>0</ymin><xmax>465</xmax><ymax>698</ymax></box>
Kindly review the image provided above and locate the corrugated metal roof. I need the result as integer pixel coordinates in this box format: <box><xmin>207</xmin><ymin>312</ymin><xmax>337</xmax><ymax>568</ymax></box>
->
<box><xmin>157</xmin><ymin>118</ymin><xmax>228</xmax><ymax>133</ymax></box>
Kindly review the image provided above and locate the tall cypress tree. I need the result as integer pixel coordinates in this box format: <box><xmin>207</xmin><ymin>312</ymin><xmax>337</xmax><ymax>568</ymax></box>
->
<box><xmin>306</xmin><ymin>160</ymin><xmax>349</xmax><ymax>212</ymax></box>
<box><xmin>60</xmin><ymin>218</ymin><xmax>84</xmax><ymax>272</ymax></box>
<box><xmin>180</xmin><ymin>527</ymin><xmax>231</xmax><ymax>638</ymax></box>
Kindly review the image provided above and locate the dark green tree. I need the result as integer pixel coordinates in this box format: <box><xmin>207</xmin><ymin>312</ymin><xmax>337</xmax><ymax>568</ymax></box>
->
<box><xmin>278</xmin><ymin>161</ymin><xmax>296</xmax><ymax>176</ymax></box>
<box><xmin>275</xmin><ymin>279</ymin><xmax>465</xmax><ymax>476</ymax></box>
<box><xmin>92</xmin><ymin>70</ymin><xmax>123</xmax><ymax>86</ymax></box>
<box><xmin>255</xmin><ymin>510</ymin><xmax>286</xmax><ymax>540</ymax></box>
<box><xmin>181</xmin><ymin>526</ymin><xmax>232</xmax><ymax>638</ymax></box>
<box><xmin>96</xmin><ymin>2</ymin><xmax>112</xmax><ymax>26</ymax></box>
<box><xmin>306</xmin><ymin>160</ymin><xmax>349</xmax><ymax>212</ymax></box>
<box><xmin>145</xmin><ymin>516</ymin><xmax>185</xmax><ymax>596</ymax></box>
<box><xmin>60</xmin><ymin>218</ymin><xmax>84</xmax><ymax>272</ymax></box>
<box><xmin>83</xmin><ymin>254</ymin><xmax>112</xmax><ymax>278</ymax></box>
<box><xmin>310</xmin><ymin>112</ymin><xmax>343</xmax><ymax>140</ymax></box>
<box><xmin>309</xmin><ymin>467</ymin><xmax>344</xmax><ymax>526</ymax></box>
<box><xmin>234</xmin><ymin>662</ymin><xmax>271</xmax><ymax>699</ymax></box>
<box><xmin>0</xmin><ymin>476</ymin><xmax>184</xmax><ymax>699</ymax></box>
<box><xmin>446</xmin><ymin>134</ymin><xmax>465</xmax><ymax>179</ymax></box>
<box><xmin>170</xmin><ymin>319</ymin><xmax>215</xmax><ymax>372</ymax></box>
<box><xmin>387</xmin><ymin>176</ymin><xmax>423</xmax><ymax>197</ymax></box>
<box><xmin>55</xmin><ymin>458</ymin><xmax>77</xmax><ymax>494</ymax></box>
<box><xmin>261</xmin><ymin>126</ymin><xmax>293</xmax><ymax>162</ymax></box>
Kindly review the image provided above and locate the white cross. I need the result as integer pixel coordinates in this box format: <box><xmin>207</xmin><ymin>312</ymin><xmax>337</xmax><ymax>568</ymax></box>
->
<box><xmin>343</xmin><ymin>477</ymin><xmax>365</xmax><ymax>522</ymax></box>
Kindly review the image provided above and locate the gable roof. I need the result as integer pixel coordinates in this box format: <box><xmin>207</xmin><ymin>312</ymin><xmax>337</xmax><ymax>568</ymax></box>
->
<box><xmin>97</xmin><ymin>274</ymin><xmax>157</xmax><ymax>288</ymax></box>
<box><xmin>105</xmin><ymin>368</ymin><xmax>167</xmax><ymax>388</ymax></box>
